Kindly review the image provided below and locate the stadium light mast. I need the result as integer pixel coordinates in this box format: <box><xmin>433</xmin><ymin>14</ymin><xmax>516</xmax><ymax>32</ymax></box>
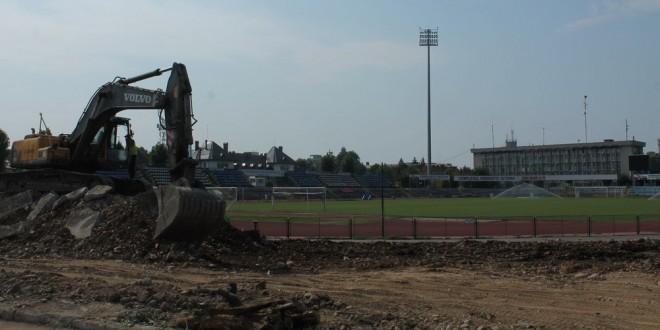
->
<box><xmin>420</xmin><ymin>28</ymin><xmax>438</xmax><ymax>178</ymax></box>
<box><xmin>583</xmin><ymin>95</ymin><xmax>588</xmax><ymax>143</ymax></box>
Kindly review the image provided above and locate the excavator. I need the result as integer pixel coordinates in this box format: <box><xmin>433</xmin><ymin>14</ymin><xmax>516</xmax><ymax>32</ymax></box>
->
<box><xmin>0</xmin><ymin>63</ymin><xmax>225</xmax><ymax>240</ymax></box>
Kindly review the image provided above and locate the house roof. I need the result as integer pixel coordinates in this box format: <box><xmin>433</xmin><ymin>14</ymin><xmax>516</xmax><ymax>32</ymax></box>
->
<box><xmin>196</xmin><ymin>141</ymin><xmax>295</xmax><ymax>166</ymax></box>
<box><xmin>196</xmin><ymin>141</ymin><xmax>225</xmax><ymax>160</ymax></box>
<box><xmin>266</xmin><ymin>146</ymin><xmax>295</xmax><ymax>164</ymax></box>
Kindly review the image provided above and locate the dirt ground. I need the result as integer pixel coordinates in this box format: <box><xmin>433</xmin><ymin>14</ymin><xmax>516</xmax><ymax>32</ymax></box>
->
<box><xmin>0</xmin><ymin>191</ymin><xmax>658</xmax><ymax>329</ymax></box>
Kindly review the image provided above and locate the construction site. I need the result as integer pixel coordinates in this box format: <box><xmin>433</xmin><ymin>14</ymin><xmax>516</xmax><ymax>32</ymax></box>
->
<box><xmin>0</xmin><ymin>188</ymin><xmax>658</xmax><ymax>329</ymax></box>
<box><xmin>0</xmin><ymin>63</ymin><xmax>658</xmax><ymax>329</ymax></box>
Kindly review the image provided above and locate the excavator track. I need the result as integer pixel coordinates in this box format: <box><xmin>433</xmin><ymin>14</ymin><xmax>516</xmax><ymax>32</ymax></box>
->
<box><xmin>0</xmin><ymin>169</ymin><xmax>150</xmax><ymax>195</ymax></box>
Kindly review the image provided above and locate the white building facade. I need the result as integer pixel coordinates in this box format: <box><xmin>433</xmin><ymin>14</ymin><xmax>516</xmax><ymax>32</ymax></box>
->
<box><xmin>472</xmin><ymin>139</ymin><xmax>645</xmax><ymax>177</ymax></box>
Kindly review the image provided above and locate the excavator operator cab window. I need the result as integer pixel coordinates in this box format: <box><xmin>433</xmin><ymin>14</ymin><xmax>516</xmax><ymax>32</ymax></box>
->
<box><xmin>93</xmin><ymin>118</ymin><xmax>131</xmax><ymax>169</ymax></box>
<box><xmin>92</xmin><ymin>127</ymin><xmax>106</xmax><ymax>146</ymax></box>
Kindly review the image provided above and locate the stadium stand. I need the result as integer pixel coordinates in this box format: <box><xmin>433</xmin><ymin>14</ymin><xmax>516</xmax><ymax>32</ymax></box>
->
<box><xmin>208</xmin><ymin>169</ymin><xmax>251</xmax><ymax>187</ymax></box>
<box><xmin>355</xmin><ymin>174</ymin><xmax>394</xmax><ymax>188</ymax></box>
<box><xmin>286</xmin><ymin>171</ymin><xmax>322</xmax><ymax>187</ymax></box>
<box><xmin>194</xmin><ymin>168</ymin><xmax>215</xmax><ymax>187</ymax></box>
<box><xmin>147</xmin><ymin>167</ymin><xmax>167</xmax><ymax>185</ymax></box>
<box><xmin>630</xmin><ymin>186</ymin><xmax>660</xmax><ymax>197</ymax></box>
<box><xmin>316</xmin><ymin>173</ymin><xmax>361</xmax><ymax>187</ymax></box>
<box><xmin>144</xmin><ymin>167</ymin><xmax>170</xmax><ymax>186</ymax></box>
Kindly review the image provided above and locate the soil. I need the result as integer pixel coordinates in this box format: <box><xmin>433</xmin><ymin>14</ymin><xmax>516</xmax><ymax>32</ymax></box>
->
<box><xmin>0</xmin><ymin>191</ymin><xmax>658</xmax><ymax>329</ymax></box>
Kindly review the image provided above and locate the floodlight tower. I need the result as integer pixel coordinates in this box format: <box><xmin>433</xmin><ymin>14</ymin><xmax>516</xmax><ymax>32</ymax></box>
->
<box><xmin>420</xmin><ymin>28</ymin><xmax>438</xmax><ymax>177</ymax></box>
<box><xmin>583</xmin><ymin>95</ymin><xmax>588</xmax><ymax>143</ymax></box>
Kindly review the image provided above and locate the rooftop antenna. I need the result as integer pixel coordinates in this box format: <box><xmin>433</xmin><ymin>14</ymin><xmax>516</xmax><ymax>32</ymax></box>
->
<box><xmin>491</xmin><ymin>123</ymin><xmax>495</xmax><ymax>148</ymax></box>
<box><xmin>583</xmin><ymin>95</ymin><xmax>588</xmax><ymax>143</ymax></box>
<box><xmin>625</xmin><ymin>119</ymin><xmax>629</xmax><ymax>141</ymax></box>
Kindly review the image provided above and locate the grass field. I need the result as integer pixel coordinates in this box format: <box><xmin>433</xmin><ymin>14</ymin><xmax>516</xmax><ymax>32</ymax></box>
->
<box><xmin>229</xmin><ymin>197</ymin><xmax>660</xmax><ymax>218</ymax></box>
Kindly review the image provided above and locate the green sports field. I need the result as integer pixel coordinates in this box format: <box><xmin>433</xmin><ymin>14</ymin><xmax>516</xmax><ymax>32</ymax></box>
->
<box><xmin>229</xmin><ymin>197</ymin><xmax>660</xmax><ymax>218</ymax></box>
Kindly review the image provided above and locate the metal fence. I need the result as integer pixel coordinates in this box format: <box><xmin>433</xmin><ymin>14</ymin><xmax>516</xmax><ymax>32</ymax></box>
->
<box><xmin>226</xmin><ymin>214</ymin><xmax>660</xmax><ymax>239</ymax></box>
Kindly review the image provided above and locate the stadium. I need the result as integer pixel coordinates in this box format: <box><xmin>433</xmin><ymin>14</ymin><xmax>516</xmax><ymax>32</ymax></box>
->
<box><xmin>92</xmin><ymin>137</ymin><xmax>660</xmax><ymax>240</ymax></box>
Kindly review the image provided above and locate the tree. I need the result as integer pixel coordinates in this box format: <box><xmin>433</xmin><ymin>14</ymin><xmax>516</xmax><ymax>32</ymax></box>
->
<box><xmin>137</xmin><ymin>147</ymin><xmax>150</xmax><ymax>166</ymax></box>
<box><xmin>335</xmin><ymin>147</ymin><xmax>347</xmax><ymax>172</ymax></box>
<box><xmin>295</xmin><ymin>158</ymin><xmax>311</xmax><ymax>171</ymax></box>
<box><xmin>318</xmin><ymin>152</ymin><xmax>335</xmax><ymax>172</ymax></box>
<box><xmin>149</xmin><ymin>143</ymin><xmax>168</xmax><ymax>166</ymax></box>
<box><xmin>334</xmin><ymin>147</ymin><xmax>366</xmax><ymax>174</ymax></box>
<box><xmin>0</xmin><ymin>129</ymin><xmax>9</xmax><ymax>172</ymax></box>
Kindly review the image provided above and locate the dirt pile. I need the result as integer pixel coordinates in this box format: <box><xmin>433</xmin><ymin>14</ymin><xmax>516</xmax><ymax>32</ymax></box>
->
<box><xmin>0</xmin><ymin>190</ymin><xmax>265</xmax><ymax>261</ymax></box>
<box><xmin>0</xmin><ymin>190</ymin><xmax>659</xmax><ymax>329</ymax></box>
<box><xmin>0</xmin><ymin>190</ymin><xmax>327</xmax><ymax>329</ymax></box>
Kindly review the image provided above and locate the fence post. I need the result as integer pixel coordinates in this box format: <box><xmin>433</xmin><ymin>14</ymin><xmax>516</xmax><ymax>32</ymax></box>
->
<box><xmin>533</xmin><ymin>217</ymin><xmax>537</xmax><ymax>238</ymax></box>
<box><xmin>349</xmin><ymin>218</ymin><xmax>353</xmax><ymax>240</ymax></box>
<box><xmin>318</xmin><ymin>217</ymin><xmax>321</xmax><ymax>239</ymax></box>
<box><xmin>413</xmin><ymin>217</ymin><xmax>417</xmax><ymax>239</ymax></box>
<box><xmin>475</xmin><ymin>217</ymin><xmax>479</xmax><ymax>239</ymax></box>
<box><xmin>286</xmin><ymin>217</ymin><xmax>290</xmax><ymax>240</ymax></box>
<box><xmin>587</xmin><ymin>216</ymin><xmax>591</xmax><ymax>237</ymax></box>
<box><xmin>636</xmin><ymin>215</ymin><xmax>640</xmax><ymax>235</ymax></box>
<box><xmin>253</xmin><ymin>220</ymin><xmax>259</xmax><ymax>232</ymax></box>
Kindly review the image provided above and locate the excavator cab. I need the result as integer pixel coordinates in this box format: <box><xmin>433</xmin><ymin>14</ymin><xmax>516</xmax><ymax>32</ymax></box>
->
<box><xmin>92</xmin><ymin>116</ymin><xmax>132</xmax><ymax>170</ymax></box>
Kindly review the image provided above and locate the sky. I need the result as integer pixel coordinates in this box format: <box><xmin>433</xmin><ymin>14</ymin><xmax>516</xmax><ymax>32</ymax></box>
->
<box><xmin>1</xmin><ymin>0</ymin><xmax>659</xmax><ymax>168</ymax></box>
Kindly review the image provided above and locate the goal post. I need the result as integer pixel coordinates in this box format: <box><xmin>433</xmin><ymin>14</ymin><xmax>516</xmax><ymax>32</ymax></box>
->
<box><xmin>206</xmin><ymin>187</ymin><xmax>238</xmax><ymax>210</ymax></box>
<box><xmin>573</xmin><ymin>186</ymin><xmax>626</xmax><ymax>198</ymax></box>
<box><xmin>271</xmin><ymin>187</ymin><xmax>327</xmax><ymax>213</ymax></box>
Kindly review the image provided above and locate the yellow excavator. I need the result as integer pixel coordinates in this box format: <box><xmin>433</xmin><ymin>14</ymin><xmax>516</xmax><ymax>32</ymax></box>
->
<box><xmin>1</xmin><ymin>63</ymin><xmax>225</xmax><ymax>240</ymax></box>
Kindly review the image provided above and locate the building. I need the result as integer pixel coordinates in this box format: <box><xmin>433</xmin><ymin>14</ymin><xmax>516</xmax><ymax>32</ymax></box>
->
<box><xmin>194</xmin><ymin>141</ymin><xmax>295</xmax><ymax>170</ymax></box>
<box><xmin>471</xmin><ymin>139</ymin><xmax>646</xmax><ymax>177</ymax></box>
<box><xmin>194</xmin><ymin>141</ymin><xmax>297</xmax><ymax>186</ymax></box>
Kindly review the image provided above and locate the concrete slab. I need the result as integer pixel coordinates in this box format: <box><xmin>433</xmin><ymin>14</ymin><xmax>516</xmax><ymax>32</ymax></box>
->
<box><xmin>27</xmin><ymin>192</ymin><xmax>59</xmax><ymax>222</ymax></box>
<box><xmin>83</xmin><ymin>185</ymin><xmax>113</xmax><ymax>202</ymax></box>
<box><xmin>65</xmin><ymin>208</ymin><xmax>102</xmax><ymax>239</ymax></box>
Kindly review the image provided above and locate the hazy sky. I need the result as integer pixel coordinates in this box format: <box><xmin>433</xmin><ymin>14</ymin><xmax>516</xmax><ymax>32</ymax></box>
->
<box><xmin>1</xmin><ymin>0</ymin><xmax>659</xmax><ymax>168</ymax></box>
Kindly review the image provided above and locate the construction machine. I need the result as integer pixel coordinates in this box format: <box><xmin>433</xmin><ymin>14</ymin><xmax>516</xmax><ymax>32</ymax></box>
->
<box><xmin>1</xmin><ymin>63</ymin><xmax>225</xmax><ymax>240</ymax></box>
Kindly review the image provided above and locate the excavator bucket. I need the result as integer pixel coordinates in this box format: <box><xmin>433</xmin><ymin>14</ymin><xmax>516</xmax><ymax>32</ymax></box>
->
<box><xmin>153</xmin><ymin>184</ymin><xmax>226</xmax><ymax>240</ymax></box>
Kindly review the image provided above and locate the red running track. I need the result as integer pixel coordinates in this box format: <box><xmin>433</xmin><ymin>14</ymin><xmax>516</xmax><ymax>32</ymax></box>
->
<box><xmin>228</xmin><ymin>218</ymin><xmax>660</xmax><ymax>239</ymax></box>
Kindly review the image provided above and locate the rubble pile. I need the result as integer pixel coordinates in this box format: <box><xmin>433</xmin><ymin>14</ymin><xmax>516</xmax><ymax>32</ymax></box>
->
<box><xmin>0</xmin><ymin>189</ymin><xmax>658</xmax><ymax>329</ymax></box>
<box><xmin>1</xmin><ymin>189</ymin><xmax>658</xmax><ymax>276</ymax></box>
<box><xmin>0</xmin><ymin>188</ymin><xmax>267</xmax><ymax>262</ymax></box>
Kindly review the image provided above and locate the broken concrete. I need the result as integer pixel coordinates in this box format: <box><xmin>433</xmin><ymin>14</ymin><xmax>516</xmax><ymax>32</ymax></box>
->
<box><xmin>26</xmin><ymin>192</ymin><xmax>59</xmax><ymax>222</ymax></box>
<box><xmin>65</xmin><ymin>208</ymin><xmax>102</xmax><ymax>239</ymax></box>
<box><xmin>52</xmin><ymin>187</ymin><xmax>88</xmax><ymax>210</ymax></box>
<box><xmin>83</xmin><ymin>185</ymin><xmax>113</xmax><ymax>202</ymax></box>
<box><xmin>0</xmin><ymin>190</ymin><xmax>33</xmax><ymax>220</ymax></box>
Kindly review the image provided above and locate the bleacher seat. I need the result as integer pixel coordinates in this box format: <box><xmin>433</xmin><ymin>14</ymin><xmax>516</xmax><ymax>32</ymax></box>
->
<box><xmin>208</xmin><ymin>169</ymin><xmax>250</xmax><ymax>187</ymax></box>
<box><xmin>286</xmin><ymin>172</ymin><xmax>322</xmax><ymax>187</ymax></box>
<box><xmin>145</xmin><ymin>167</ymin><xmax>170</xmax><ymax>186</ymax></box>
<box><xmin>356</xmin><ymin>174</ymin><xmax>393</xmax><ymax>188</ymax></box>
<box><xmin>316</xmin><ymin>173</ymin><xmax>360</xmax><ymax>187</ymax></box>
<box><xmin>194</xmin><ymin>168</ymin><xmax>215</xmax><ymax>187</ymax></box>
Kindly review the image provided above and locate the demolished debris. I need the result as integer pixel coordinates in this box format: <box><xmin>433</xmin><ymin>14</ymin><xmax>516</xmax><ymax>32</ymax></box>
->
<box><xmin>0</xmin><ymin>190</ymin><xmax>658</xmax><ymax>329</ymax></box>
